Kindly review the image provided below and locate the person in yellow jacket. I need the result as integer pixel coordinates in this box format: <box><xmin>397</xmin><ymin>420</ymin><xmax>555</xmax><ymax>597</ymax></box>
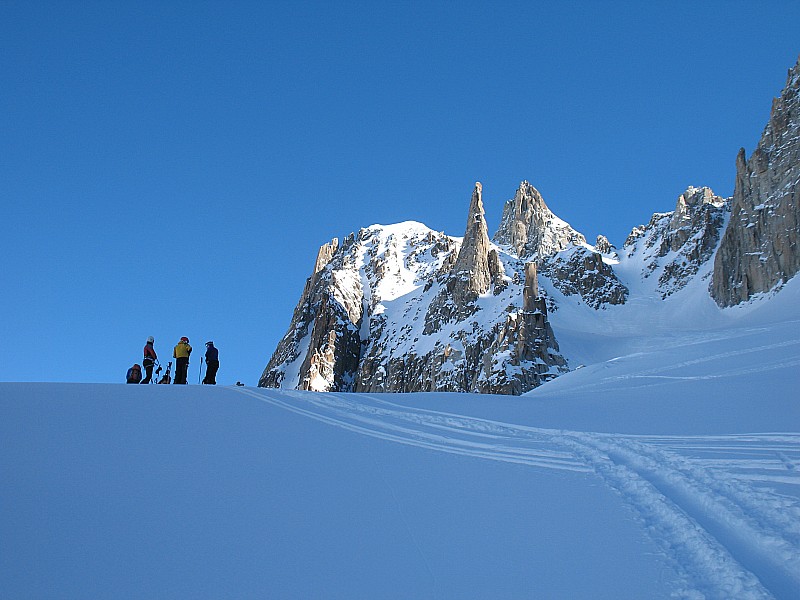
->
<box><xmin>173</xmin><ymin>336</ymin><xmax>192</xmax><ymax>384</ymax></box>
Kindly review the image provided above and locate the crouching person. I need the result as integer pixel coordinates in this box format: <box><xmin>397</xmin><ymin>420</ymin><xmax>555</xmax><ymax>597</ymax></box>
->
<box><xmin>126</xmin><ymin>364</ymin><xmax>142</xmax><ymax>384</ymax></box>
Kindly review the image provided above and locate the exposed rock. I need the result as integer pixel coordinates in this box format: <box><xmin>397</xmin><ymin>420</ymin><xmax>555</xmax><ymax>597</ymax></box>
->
<box><xmin>623</xmin><ymin>224</ymin><xmax>649</xmax><ymax>248</ymax></box>
<box><xmin>261</xmin><ymin>185</ymin><xmax>570</xmax><ymax>396</ymax></box>
<box><xmin>595</xmin><ymin>235</ymin><xmax>614</xmax><ymax>255</ymax></box>
<box><xmin>493</xmin><ymin>181</ymin><xmax>586</xmax><ymax>258</ymax></box>
<box><xmin>488</xmin><ymin>249</ymin><xmax>506</xmax><ymax>294</ymax></box>
<box><xmin>476</xmin><ymin>297</ymin><xmax>567</xmax><ymax>394</ymax></box>
<box><xmin>623</xmin><ymin>186</ymin><xmax>728</xmax><ymax>298</ymax></box>
<box><xmin>666</xmin><ymin>188</ymin><xmax>724</xmax><ymax>252</ymax></box>
<box><xmin>540</xmin><ymin>246</ymin><xmax>629</xmax><ymax>308</ymax></box>
<box><xmin>423</xmin><ymin>183</ymin><xmax>505</xmax><ymax>334</ymax></box>
<box><xmin>355</xmin><ymin>257</ymin><xmax>568</xmax><ymax>395</ymax></box>
<box><xmin>474</xmin><ymin>262</ymin><xmax>566</xmax><ymax>393</ymax></box>
<box><xmin>296</xmin><ymin>292</ymin><xmax>361</xmax><ymax>391</ymax></box>
<box><xmin>259</xmin><ymin>236</ymin><xmax>364</xmax><ymax>391</ymax></box>
<box><xmin>523</xmin><ymin>262</ymin><xmax>538</xmax><ymax>306</ymax></box>
<box><xmin>452</xmin><ymin>182</ymin><xmax>493</xmax><ymax>296</ymax></box>
<box><xmin>712</xmin><ymin>57</ymin><xmax>800</xmax><ymax>306</ymax></box>
<box><xmin>313</xmin><ymin>238</ymin><xmax>339</xmax><ymax>275</ymax></box>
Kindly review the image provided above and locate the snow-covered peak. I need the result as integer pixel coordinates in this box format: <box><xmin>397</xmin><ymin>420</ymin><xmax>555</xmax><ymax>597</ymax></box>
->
<box><xmin>361</xmin><ymin>220</ymin><xmax>438</xmax><ymax>238</ymax></box>
<box><xmin>618</xmin><ymin>186</ymin><xmax>729</xmax><ymax>300</ymax></box>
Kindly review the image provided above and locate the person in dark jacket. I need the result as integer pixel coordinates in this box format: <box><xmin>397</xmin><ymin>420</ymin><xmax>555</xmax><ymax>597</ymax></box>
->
<box><xmin>202</xmin><ymin>341</ymin><xmax>219</xmax><ymax>385</ymax></box>
<box><xmin>126</xmin><ymin>364</ymin><xmax>142</xmax><ymax>384</ymax></box>
<box><xmin>173</xmin><ymin>337</ymin><xmax>192</xmax><ymax>384</ymax></box>
<box><xmin>141</xmin><ymin>336</ymin><xmax>158</xmax><ymax>384</ymax></box>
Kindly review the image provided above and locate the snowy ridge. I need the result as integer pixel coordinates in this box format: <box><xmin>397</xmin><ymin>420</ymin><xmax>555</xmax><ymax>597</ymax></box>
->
<box><xmin>262</xmin><ymin>202</ymin><xmax>569</xmax><ymax>394</ymax></box>
<box><xmin>538</xmin><ymin>242</ymin><xmax>629</xmax><ymax>308</ymax></box>
<box><xmin>261</xmin><ymin>176</ymin><xmax>792</xmax><ymax>394</ymax></box>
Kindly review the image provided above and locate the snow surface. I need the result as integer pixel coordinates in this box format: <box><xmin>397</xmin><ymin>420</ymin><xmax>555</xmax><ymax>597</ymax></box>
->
<box><xmin>2</xmin><ymin>281</ymin><xmax>799</xmax><ymax>598</ymax></box>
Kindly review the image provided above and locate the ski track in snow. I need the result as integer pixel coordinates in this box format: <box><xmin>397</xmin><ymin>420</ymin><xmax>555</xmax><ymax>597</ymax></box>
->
<box><xmin>232</xmin><ymin>387</ymin><xmax>800</xmax><ymax>599</ymax></box>
<box><xmin>546</xmin><ymin>337</ymin><xmax>800</xmax><ymax>396</ymax></box>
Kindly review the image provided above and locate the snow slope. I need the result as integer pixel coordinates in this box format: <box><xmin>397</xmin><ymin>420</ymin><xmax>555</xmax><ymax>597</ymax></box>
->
<box><xmin>2</xmin><ymin>283</ymin><xmax>799</xmax><ymax>598</ymax></box>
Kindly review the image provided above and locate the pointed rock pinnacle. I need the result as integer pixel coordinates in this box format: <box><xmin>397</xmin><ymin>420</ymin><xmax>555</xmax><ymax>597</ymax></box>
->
<box><xmin>452</xmin><ymin>182</ymin><xmax>493</xmax><ymax>296</ymax></box>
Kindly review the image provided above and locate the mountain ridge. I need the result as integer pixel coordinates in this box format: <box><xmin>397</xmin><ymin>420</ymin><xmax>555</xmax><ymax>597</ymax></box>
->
<box><xmin>260</xmin><ymin>56</ymin><xmax>800</xmax><ymax>395</ymax></box>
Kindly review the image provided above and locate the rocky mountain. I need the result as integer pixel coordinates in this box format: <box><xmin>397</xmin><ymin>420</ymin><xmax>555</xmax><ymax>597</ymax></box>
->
<box><xmin>258</xmin><ymin>236</ymin><xmax>363</xmax><ymax>392</ymax></box>
<box><xmin>712</xmin><ymin>58</ymin><xmax>800</xmax><ymax>306</ymax></box>
<box><xmin>539</xmin><ymin>244</ymin><xmax>629</xmax><ymax>308</ymax></box>
<box><xmin>260</xmin><ymin>56</ymin><xmax>800</xmax><ymax>395</ymax></box>
<box><xmin>260</xmin><ymin>182</ymin><xmax>570</xmax><ymax>395</ymax></box>
<box><xmin>623</xmin><ymin>186</ymin><xmax>729</xmax><ymax>299</ymax></box>
<box><xmin>493</xmin><ymin>180</ymin><xmax>586</xmax><ymax>258</ymax></box>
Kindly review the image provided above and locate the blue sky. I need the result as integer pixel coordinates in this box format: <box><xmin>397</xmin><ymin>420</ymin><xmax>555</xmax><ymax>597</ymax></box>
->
<box><xmin>1</xmin><ymin>1</ymin><xmax>798</xmax><ymax>385</ymax></box>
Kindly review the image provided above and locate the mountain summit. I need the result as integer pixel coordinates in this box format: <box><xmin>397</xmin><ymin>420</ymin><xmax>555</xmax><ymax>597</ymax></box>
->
<box><xmin>261</xmin><ymin>56</ymin><xmax>800</xmax><ymax>395</ymax></box>
<box><xmin>493</xmin><ymin>180</ymin><xmax>586</xmax><ymax>258</ymax></box>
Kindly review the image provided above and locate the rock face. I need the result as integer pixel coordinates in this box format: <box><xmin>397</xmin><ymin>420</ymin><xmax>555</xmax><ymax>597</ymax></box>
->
<box><xmin>452</xmin><ymin>182</ymin><xmax>494</xmax><ymax>296</ymax></box>
<box><xmin>712</xmin><ymin>57</ymin><xmax>800</xmax><ymax>306</ymax></box>
<box><xmin>594</xmin><ymin>235</ymin><xmax>614</xmax><ymax>255</ymax></box>
<box><xmin>259</xmin><ymin>237</ymin><xmax>364</xmax><ymax>391</ymax></box>
<box><xmin>491</xmin><ymin>180</ymin><xmax>628</xmax><ymax>309</ymax></box>
<box><xmin>493</xmin><ymin>181</ymin><xmax>586</xmax><ymax>258</ymax></box>
<box><xmin>624</xmin><ymin>186</ymin><xmax>729</xmax><ymax>299</ymax></box>
<box><xmin>540</xmin><ymin>246</ymin><xmax>628</xmax><ymax>308</ymax></box>
<box><xmin>423</xmin><ymin>183</ymin><xmax>502</xmax><ymax>333</ymax></box>
<box><xmin>473</xmin><ymin>262</ymin><xmax>566</xmax><ymax>394</ymax></box>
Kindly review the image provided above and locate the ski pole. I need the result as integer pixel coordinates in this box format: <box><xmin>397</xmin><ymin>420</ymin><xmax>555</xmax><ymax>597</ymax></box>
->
<box><xmin>199</xmin><ymin>357</ymin><xmax>204</xmax><ymax>384</ymax></box>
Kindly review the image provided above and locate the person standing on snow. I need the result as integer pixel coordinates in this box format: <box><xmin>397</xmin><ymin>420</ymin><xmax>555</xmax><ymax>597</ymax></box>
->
<box><xmin>173</xmin><ymin>337</ymin><xmax>192</xmax><ymax>384</ymax></box>
<box><xmin>141</xmin><ymin>336</ymin><xmax>158</xmax><ymax>384</ymax></box>
<box><xmin>202</xmin><ymin>341</ymin><xmax>219</xmax><ymax>385</ymax></box>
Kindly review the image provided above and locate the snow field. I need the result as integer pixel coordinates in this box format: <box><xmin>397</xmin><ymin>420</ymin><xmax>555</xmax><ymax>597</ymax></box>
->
<box><xmin>2</xmin><ymin>276</ymin><xmax>799</xmax><ymax>598</ymax></box>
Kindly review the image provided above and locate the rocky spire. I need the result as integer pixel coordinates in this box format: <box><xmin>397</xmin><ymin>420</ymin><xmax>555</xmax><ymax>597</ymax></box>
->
<box><xmin>479</xmin><ymin>260</ymin><xmax>567</xmax><ymax>394</ymax></box>
<box><xmin>594</xmin><ymin>235</ymin><xmax>614</xmax><ymax>255</ymax></box>
<box><xmin>423</xmin><ymin>183</ymin><xmax>506</xmax><ymax>334</ymax></box>
<box><xmin>664</xmin><ymin>187</ymin><xmax>727</xmax><ymax>254</ymax></box>
<box><xmin>712</xmin><ymin>56</ymin><xmax>800</xmax><ymax>306</ymax></box>
<box><xmin>313</xmin><ymin>239</ymin><xmax>339</xmax><ymax>276</ymax></box>
<box><xmin>493</xmin><ymin>181</ymin><xmax>586</xmax><ymax>258</ymax></box>
<box><xmin>522</xmin><ymin>262</ymin><xmax>538</xmax><ymax>310</ymax></box>
<box><xmin>451</xmin><ymin>182</ymin><xmax>493</xmax><ymax>296</ymax></box>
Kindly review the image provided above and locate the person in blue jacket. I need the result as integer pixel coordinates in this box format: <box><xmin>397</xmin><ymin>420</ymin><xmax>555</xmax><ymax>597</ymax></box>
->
<box><xmin>202</xmin><ymin>341</ymin><xmax>219</xmax><ymax>385</ymax></box>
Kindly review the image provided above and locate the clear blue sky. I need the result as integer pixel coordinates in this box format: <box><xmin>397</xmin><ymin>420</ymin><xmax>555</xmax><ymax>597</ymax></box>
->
<box><xmin>1</xmin><ymin>1</ymin><xmax>798</xmax><ymax>385</ymax></box>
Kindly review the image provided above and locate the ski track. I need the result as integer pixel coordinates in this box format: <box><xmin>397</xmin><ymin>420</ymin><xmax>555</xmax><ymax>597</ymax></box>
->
<box><xmin>232</xmin><ymin>387</ymin><xmax>800</xmax><ymax>599</ymax></box>
<box><xmin>542</xmin><ymin>338</ymin><xmax>800</xmax><ymax>396</ymax></box>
